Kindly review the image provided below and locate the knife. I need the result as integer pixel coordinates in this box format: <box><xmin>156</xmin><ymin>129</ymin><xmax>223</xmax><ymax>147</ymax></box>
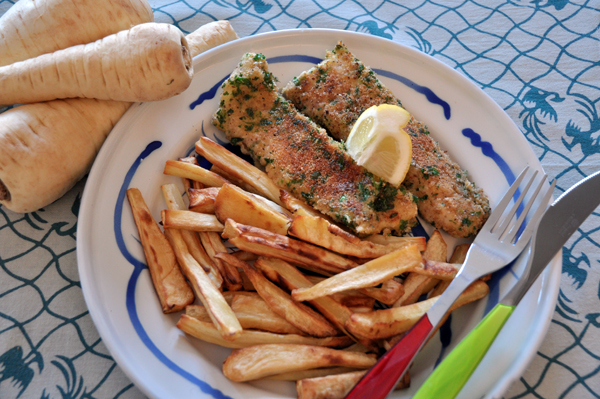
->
<box><xmin>413</xmin><ymin>169</ymin><xmax>600</xmax><ymax>399</ymax></box>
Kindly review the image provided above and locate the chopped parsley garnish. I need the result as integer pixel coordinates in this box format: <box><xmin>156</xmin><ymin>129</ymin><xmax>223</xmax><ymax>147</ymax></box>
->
<box><xmin>369</xmin><ymin>183</ymin><xmax>398</xmax><ymax>212</ymax></box>
<box><xmin>301</xmin><ymin>191</ymin><xmax>314</xmax><ymax>204</ymax></box>
<box><xmin>263</xmin><ymin>71</ymin><xmax>276</xmax><ymax>90</ymax></box>
<box><xmin>357</xmin><ymin>182</ymin><xmax>371</xmax><ymax>202</ymax></box>
<box><xmin>421</xmin><ymin>166</ymin><xmax>439</xmax><ymax>179</ymax></box>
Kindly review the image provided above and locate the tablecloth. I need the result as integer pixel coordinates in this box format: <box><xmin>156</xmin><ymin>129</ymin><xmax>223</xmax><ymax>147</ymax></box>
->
<box><xmin>0</xmin><ymin>0</ymin><xmax>598</xmax><ymax>398</ymax></box>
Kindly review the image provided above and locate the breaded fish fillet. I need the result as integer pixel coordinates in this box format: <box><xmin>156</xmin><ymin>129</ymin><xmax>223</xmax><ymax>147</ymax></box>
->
<box><xmin>212</xmin><ymin>53</ymin><xmax>418</xmax><ymax>236</ymax></box>
<box><xmin>282</xmin><ymin>43</ymin><xmax>490</xmax><ymax>238</ymax></box>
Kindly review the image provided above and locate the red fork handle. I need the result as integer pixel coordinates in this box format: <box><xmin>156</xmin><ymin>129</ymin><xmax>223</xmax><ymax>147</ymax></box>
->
<box><xmin>345</xmin><ymin>314</ymin><xmax>434</xmax><ymax>399</ymax></box>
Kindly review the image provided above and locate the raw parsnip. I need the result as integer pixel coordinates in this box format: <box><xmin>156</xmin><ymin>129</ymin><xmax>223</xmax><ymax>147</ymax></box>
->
<box><xmin>0</xmin><ymin>21</ymin><xmax>239</xmax><ymax>213</ymax></box>
<box><xmin>186</xmin><ymin>20</ymin><xmax>239</xmax><ymax>57</ymax></box>
<box><xmin>0</xmin><ymin>22</ymin><xmax>193</xmax><ymax>104</ymax></box>
<box><xmin>0</xmin><ymin>99</ymin><xmax>131</xmax><ymax>213</ymax></box>
<box><xmin>0</xmin><ymin>0</ymin><xmax>154</xmax><ymax>67</ymax></box>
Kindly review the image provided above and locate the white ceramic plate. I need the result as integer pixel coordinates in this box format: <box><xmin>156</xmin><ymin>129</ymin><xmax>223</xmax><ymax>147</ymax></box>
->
<box><xmin>77</xmin><ymin>29</ymin><xmax>561</xmax><ymax>399</ymax></box>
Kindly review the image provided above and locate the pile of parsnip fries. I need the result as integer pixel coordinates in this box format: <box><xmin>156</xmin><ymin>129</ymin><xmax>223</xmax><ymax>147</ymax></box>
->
<box><xmin>126</xmin><ymin>136</ymin><xmax>490</xmax><ymax>399</ymax></box>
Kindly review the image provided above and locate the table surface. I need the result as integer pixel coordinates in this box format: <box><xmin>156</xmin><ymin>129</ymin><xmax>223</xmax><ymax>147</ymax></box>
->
<box><xmin>0</xmin><ymin>0</ymin><xmax>599</xmax><ymax>398</ymax></box>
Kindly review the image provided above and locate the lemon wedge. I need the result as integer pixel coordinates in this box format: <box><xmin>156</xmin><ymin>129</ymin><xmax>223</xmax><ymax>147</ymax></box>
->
<box><xmin>346</xmin><ymin>104</ymin><xmax>413</xmax><ymax>186</ymax></box>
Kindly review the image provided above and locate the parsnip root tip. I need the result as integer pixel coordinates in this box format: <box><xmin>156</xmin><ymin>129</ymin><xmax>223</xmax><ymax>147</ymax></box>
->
<box><xmin>181</xmin><ymin>36</ymin><xmax>192</xmax><ymax>74</ymax></box>
<box><xmin>0</xmin><ymin>179</ymin><xmax>10</xmax><ymax>202</ymax></box>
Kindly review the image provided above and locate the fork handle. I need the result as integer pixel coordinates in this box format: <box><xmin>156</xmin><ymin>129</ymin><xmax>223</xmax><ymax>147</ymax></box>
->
<box><xmin>413</xmin><ymin>304</ymin><xmax>515</xmax><ymax>399</ymax></box>
<box><xmin>345</xmin><ymin>314</ymin><xmax>433</xmax><ymax>399</ymax></box>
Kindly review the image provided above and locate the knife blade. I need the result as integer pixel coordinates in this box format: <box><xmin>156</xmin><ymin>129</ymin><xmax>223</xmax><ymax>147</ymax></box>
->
<box><xmin>413</xmin><ymin>169</ymin><xmax>600</xmax><ymax>399</ymax></box>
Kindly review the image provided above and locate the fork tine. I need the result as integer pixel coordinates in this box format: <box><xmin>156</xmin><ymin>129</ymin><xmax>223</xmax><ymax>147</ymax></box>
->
<box><xmin>501</xmin><ymin>173</ymin><xmax>546</xmax><ymax>242</ymax></box>
<box><xmin>494</xmin><ymin>170</ymin><xmax>539</xmax><ymax>236</ymax></box>
<box><xmin>485</xmin><ymin>166</ymin><xmax>530</xmax><ymax>230</ymax></box>
<box><xmin>505</xmin><ymin>176</ymin><xmax>557</xmax><ymax>243</ymax></box>
<box><xmin>487</xmin><ymin>167</ymin><xmax>529</xmax><ymax>229</ymax></box>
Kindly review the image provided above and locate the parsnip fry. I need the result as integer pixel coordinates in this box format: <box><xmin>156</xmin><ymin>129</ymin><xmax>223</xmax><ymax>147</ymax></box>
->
<box><xmin>126</xmin><ymin>188</ymin><xmax>194</xmax><ymax>313</ymax></box>
<box><xmin>329</xmin><ymin>292</ymin><xmax>376</xmax><ymax>309</ymax></box>
<box><xmin>222</xmin><ymin>344</ymin><xmax>376</xmax><ymax>382</ymax></box>
<box><xmin>254</xmin><ymin>257</ymin><xmax>355</xmax><ymax>337</ymax></box>
<box><xmin>307</xmin><ymin>274</ymin><xmax>400</xmax><ymax>307</ymax></box>
<box><xmin>178</xmin><ymin>155</ymin><xmax>199</xmax><ymax>165</ymax></box>
<box><xmin>187</xmin><ymin>296</ymin><xmax>305</xmax><ymax>335</ymax></box>
<box><xmin>182</xmin><ymin>176</ymin><xmax>192</xmax><ymax>193</ymax></box>
<box><xmin>221</xmin><ymin>290</ymin><xmax>261</xmax><ymax>305</ymax></box>
<box><xmin>177</xmin><ymin>315</ymin><xmax>352</xmax><ymax>349</ymax></box>
<box><xmin>450</xmin><ymin>243</ymin><xmax>471</xmax><ymax>263</ymax></box>
<box><xmin>358</xmin><ymin>278</ymin><xmax>405</xmax><ymax>306</ymax></box>
<box><xmin>292</xmin><ymin>245</ymin><xmax>422</xmax><ymax>302</ymax></box>
<box><xmin>289</xmin><ymin>214</ymin><xmax>424</xmax><ymax>258</ymax></box>
<box><xmin>164</xmin><ymin>160</ymin><xmax>229</xmax><ymax>187</ymax></box>
<box><xmin>185</xmin><ymin>304</ymin><xmax>212</xmax><ymax>322</ymax></box>
<box><xmin>196</xmin><ymin>137</ymin><xmax>285</xmax><ymax>206</ymax></box>
<box><xmin>347</xmin><ymin>296</ymin><xmax>437</xmax><ymax>340</ymax></box>
<box><xmin>364</xmin><ymin>234</ymin><xmax>427</xmax><ymax>251</ymax></box>
<box><xmin>296</xmin><ymin>370</ymin><xmax>410</xmax><ymax>399</ymax></box>
<box><xmin>188</xmin><ymin>187</ymin><xmax>219</xmax><ymax>213</ymax></box>
<box><xmin>211</xmin><ymin>165</ymin><xmax>262</xmax><ymax>195</ymax></box>
<box><xmin>230</xmin><ymin>251</ymin><xmax>259</xmax><ymax>262</ymax></box>
<box><xmin>410</xmin><ymin>260</ymin><xmax>460</xmax><ymax>280</ymax></box>
<box><xmin>239</xmin><ymin>268</ymin><xmax>256</xmax><ymax>291</ymax></box>
<box><xmin>217</xmin><ymin>253</ymin><xmax>339</xmax><ymax>338</ymax></box>
<box><xmin>180</xmin><ymin>231</ymin><xmax>224</xmax><ymax>289</ymax></box>
<box><xmin>199</xmin><ymin>232</ymin><xmax>243</xmax><ymax>291</ymax></box>
<box><xmin>395</xmin><ymin>273</ymin><xmax>434</xmax><ymax>306</ymax></box>
<box><xmin>430</xmin><ymin>279</ymin><xmax>451</xmax><ymax>298</ymax></box>
<box><xmin>222</xmin><ymin>219</ymin><xmax>357</xmax><ymax>275</ymax></box>
<box><xmin>161</xmin><ymin>184</ymin><xmax>223</xmax><ymax>289</ymax></box>
<box><xmin>231</xmin><ymin>294</ymin><xmax>304</xmax><ymax>335</ymax></box>
<box><xmin>348</xmin><ymin>306</ymin><xmax>373</xmax><ymax>314</ymax></box>
<box><xmin>162</xmin><ymin>209</ymin><xmax>224</xmax><ymax>232</ymax></box>
<box><xmin>215</xmin><ymin>183</ymin><xmax>291</xmax><ymax>235</ymax></box>
<box><xmin>423</xmin><ymin>230</ymin><xmax>448</xmax><ymax>262</ymax></box>
<box><xmin>280</xmin><ymin>190</ymin><xmax>326</xmax><ymax>218</ymax></box>
<box><xmin>394</xmin><ymin>230</ymin><xmax>447</xmax><ymax>306</ymax></box>
<box><xmin>431</xmin><ymin>243</ymin><xmax>470</xmax><ymax>297</ymax></box>
<box><xmin>165</xmin><ymin>228</ymin><xmax>241</xmax><ymax>340</ymax></box>
<box><xmin>346</xmin><ymin>280</ymin><xmax>489</xmax><ymax>339</ymax></box>
<box><xmin>297</xmin><ymin>372</ymin><xmax>364</xmax><ymax>399</ymax></box>
<box><xmin>269</xmin><ymin>367</ymin><xmax>359</xmax><ymax>381</ymax></box>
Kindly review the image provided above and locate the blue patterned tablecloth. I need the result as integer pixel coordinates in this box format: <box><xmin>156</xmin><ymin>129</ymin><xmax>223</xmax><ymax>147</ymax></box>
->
<box><xmin>0</xmin><ymin>1</ymin><xmax>599</xmax><ymax>398</ymax></box>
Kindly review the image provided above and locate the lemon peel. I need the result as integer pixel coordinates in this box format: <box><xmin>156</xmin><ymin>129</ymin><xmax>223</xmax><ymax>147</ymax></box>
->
<box><xmin>346</xmin><ymin>104</ymin><xmax>412</xmax><ymax>186</ymax></box>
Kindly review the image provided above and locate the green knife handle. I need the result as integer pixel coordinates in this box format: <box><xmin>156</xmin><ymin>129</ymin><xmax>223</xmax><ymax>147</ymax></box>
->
<box><xmin>413</xmin><ymin>304</ymin><xmax>515</xmax><ymax>399</ymax></box>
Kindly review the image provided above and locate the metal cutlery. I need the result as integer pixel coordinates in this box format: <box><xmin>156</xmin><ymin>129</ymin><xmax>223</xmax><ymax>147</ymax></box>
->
<box><xmin>413</xmin><ymin>169</ymin><xmax>600</xmax><ymax>399</ymax></box>
<box><xmin>345</xmin><ymin>166</ymin><xmax>553</xmax><ymax>399</ymax></box>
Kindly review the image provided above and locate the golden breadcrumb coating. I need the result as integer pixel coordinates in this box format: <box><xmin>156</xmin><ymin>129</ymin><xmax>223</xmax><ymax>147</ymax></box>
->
<box><xmin>282</xmin><ymin>42</ymin><xmax>490</xmax><ymax>238</ymax></box>
<box><xmin>213</xmin><ymin>52</ymin><xmax>418</xmax><ymax>236</ymax></box>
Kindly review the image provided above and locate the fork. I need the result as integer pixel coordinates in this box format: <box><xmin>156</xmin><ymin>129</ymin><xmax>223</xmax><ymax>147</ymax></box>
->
<box><xmin>345</xmin><ymin>166</ymin><xmax>552</xmax><ymax>399</ymax></box>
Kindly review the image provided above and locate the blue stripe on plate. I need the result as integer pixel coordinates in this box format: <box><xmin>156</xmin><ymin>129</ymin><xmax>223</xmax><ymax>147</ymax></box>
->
<box><xmin>114</xmin><ymin>141</ymin><xmax>233</xmax><ymax>399</ymax></box>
